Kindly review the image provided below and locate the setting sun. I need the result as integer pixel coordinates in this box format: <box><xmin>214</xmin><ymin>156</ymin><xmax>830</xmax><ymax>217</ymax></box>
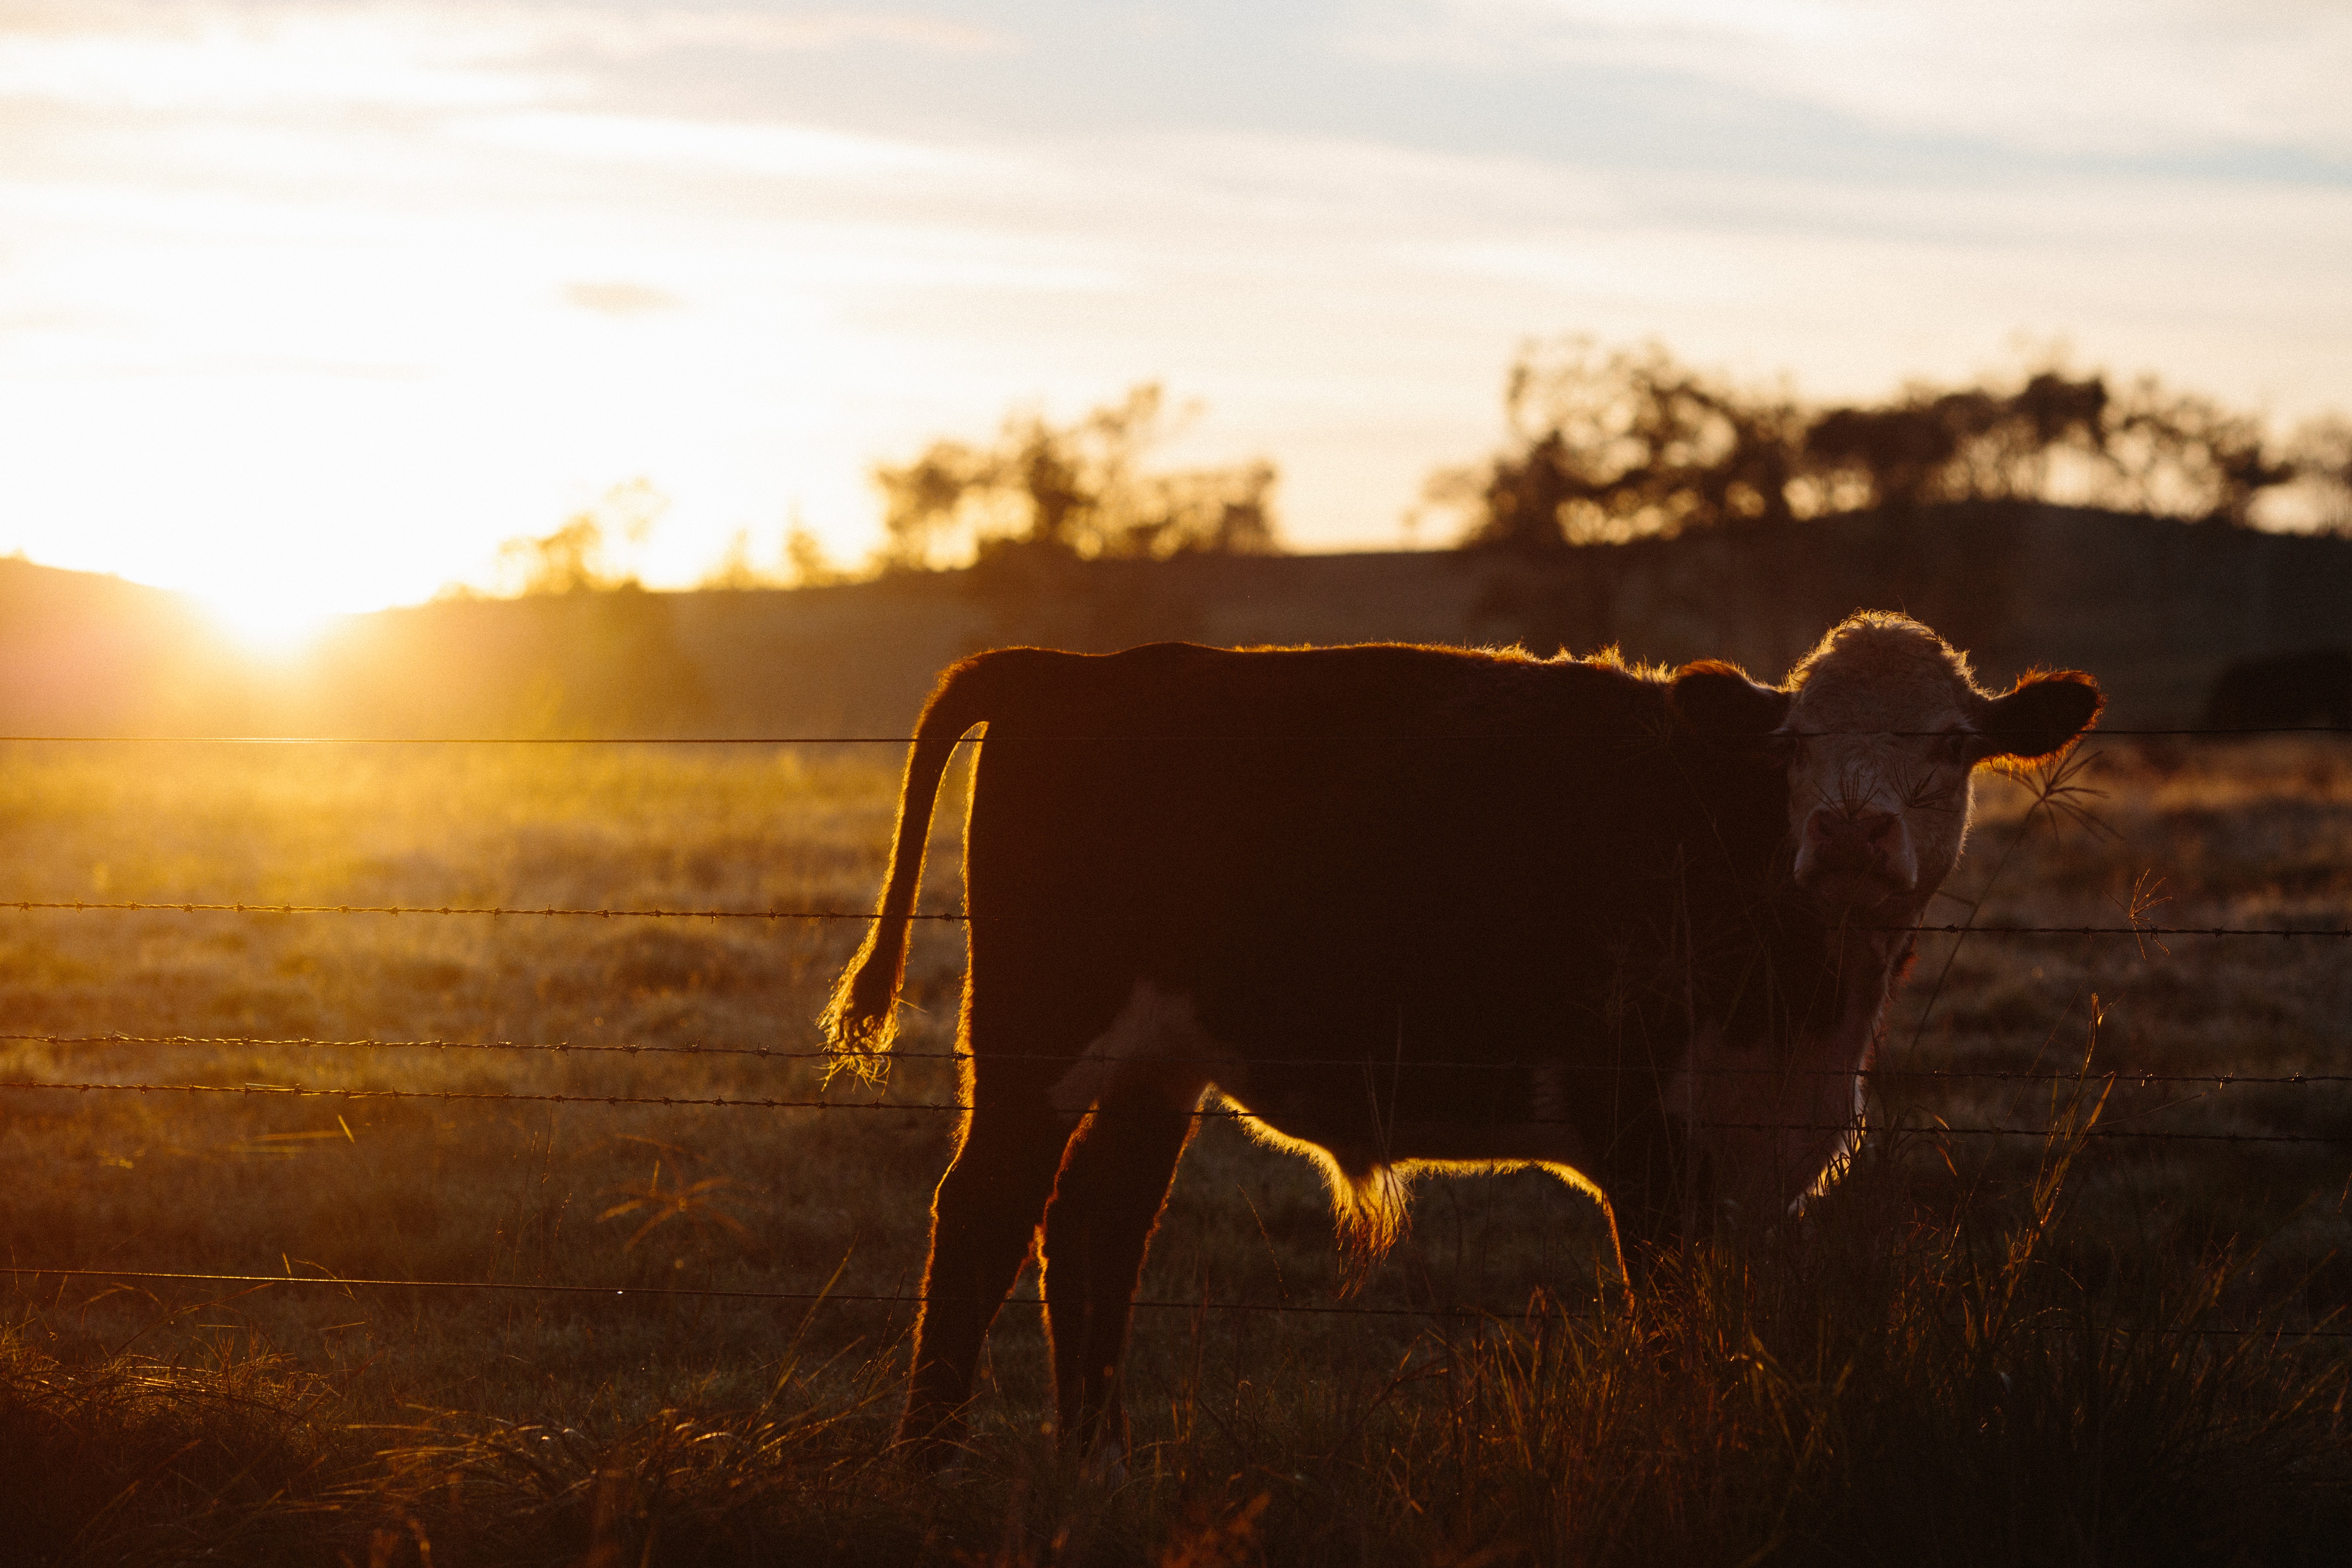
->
<box><xmin>189</xmin><ymin>575</ymin><xmax>340</xmax><ymax>659</ymax></box>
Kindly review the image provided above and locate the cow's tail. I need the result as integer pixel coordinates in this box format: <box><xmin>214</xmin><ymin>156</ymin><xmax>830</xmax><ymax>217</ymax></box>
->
<box><xmin>820</xmin><ymin>655</ymin><xmax>1000</xmax><ymax>1080</ymax></box>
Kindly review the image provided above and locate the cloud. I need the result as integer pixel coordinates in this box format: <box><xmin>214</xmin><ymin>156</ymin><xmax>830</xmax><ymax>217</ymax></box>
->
<box><xmin>454</xmin><ymin>108</ymin><xmax>984</xmax><ymax>182</ymax></box>
<box><xmin>562</xmin><ymin>280</ymin><xmax>680</xmax><ymax>316</ymax></box>
<box><xmin>1350</xmin><ymin>0</ymin><xmax>2352</xmax><ymax>160</ymax></box>
<box><xmin>0</xmin><ymin>4</ymin><xmax>1004</xmax><ymax>116</ymax></box>
<box><xmin>0</xmin><ymin>11</ymin><xmax>555</xmax><ymax>111</ymax></box>
<box><xmin>527</xmin><ymin>8</ymin><xmax>1009</xmax><ymax>58</ymax></box>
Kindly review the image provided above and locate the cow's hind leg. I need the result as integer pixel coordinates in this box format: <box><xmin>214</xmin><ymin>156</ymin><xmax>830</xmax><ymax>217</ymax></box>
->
<box><xmin>1040</xmin><ymin>1094</ymin><xmax>1197</xmax><ymax>1459</ymax></box>
<box><xmin>901</xmin><ymin>1069</ymin><xmax>1070</xmax><ymax>1461</ymax></box>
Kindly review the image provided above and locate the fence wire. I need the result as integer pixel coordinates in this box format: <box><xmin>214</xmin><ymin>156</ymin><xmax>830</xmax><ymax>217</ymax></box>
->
<box><xmin>3</xmin><ymin>1031</ymin><xmax>2348</xmax><ymax>1088</ymax></box>
<box><xmin>0</xmin><ymin>1076</ymin><xmax>2343</xmax><ymax>1147</ymax></box>
<box><xmin>0</xmin><ymin>1265</ymin><xmax>1511</xmax><ymax>1320</ymax></box>
<box><xmin>3</xmin><ymin>900</ymin><xmax>2345</xmax><ymax>938</ymax></box>
<box><xmin>2</xmin><ymin>1264</ymin><xmax>2345</xmax><ymax>1341</ymax></box>
<box><xmin>1</xmin><ymin>899</ymin><xmax>948</xmax><ymax>921</ymax></box>
<box><xmin>1</xmin><ymin>726</ymin><xmax>2348</xmax><ymax>744</ymax></box>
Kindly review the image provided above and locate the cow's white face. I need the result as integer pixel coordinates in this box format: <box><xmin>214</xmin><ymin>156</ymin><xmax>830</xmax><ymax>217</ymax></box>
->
<box><xmin>1663</xmin><ymin>613</ymin><xmax>2103</xmax><ymax>1232</ymax></box>
<box><xmin>1671</xmin><ymin>613</ymin><xmax>2103</xmax><ymax>918</ymax></box>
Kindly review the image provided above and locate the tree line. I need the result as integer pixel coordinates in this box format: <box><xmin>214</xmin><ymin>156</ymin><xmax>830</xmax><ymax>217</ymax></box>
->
<box><xmin>1437</xmin><ymin>339</ymin><xmax>2352</xmax><ymax>552</ymax></box>
<box><xmin>476</xmin><ymin>342</ymin><xmax>2352</xmax><ymax>597</ymax></box>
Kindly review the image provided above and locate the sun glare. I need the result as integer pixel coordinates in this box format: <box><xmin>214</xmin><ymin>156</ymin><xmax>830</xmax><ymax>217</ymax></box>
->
<box><xmin>194</xmin><ymin>583</ymin><xmax>337</xmax><ymax>660</ymax></box>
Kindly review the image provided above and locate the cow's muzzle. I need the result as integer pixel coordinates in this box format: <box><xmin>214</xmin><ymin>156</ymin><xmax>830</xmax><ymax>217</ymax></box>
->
<box><xmin>1794</xmin><ymin>807</ymin><xmax>1918</xmax><ymax>907</ymax></box>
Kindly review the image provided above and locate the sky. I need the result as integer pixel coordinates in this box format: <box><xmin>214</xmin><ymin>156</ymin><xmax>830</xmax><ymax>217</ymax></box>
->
<box><xmin>3</xmin><ymin>0</ymin><xmax>2350</xmax><ymax>641</ymax></box>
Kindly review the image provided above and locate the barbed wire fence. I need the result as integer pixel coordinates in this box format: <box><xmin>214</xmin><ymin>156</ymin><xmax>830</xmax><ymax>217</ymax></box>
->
<box><xmin>0</xmin><ymin>722</ymin><xmax>2346</xmax><ymax>1341</ymax></box>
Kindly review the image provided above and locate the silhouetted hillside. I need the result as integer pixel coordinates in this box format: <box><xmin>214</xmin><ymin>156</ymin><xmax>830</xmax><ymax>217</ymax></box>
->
<box><xmin>1455</xmin><ymin>503</ymin><xmax>2352</xmax><ymax>718</ymax></box>
<box><xmin>2</xmin><ymin>505</ymin><xmax>2347</xmax><ymax>740</ymax></box>
<box><xmin>287</xmin><ymin>586</ymin><xmax>709</xmax><ymax>738</ymax></box>
<box><xmin>646</xmin><ymin>503</ymin><xmax>2352</xmax><ymax>730</ymax></box>
<box><xmin>0</xmin><ymin>558</ymin><xmax>261</xmax><ymax>734</ymax></box>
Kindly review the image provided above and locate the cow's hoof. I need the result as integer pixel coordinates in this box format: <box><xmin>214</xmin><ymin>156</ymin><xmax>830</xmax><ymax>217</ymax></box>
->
<box><xmin>1077</xmin><ymin>1440</ymin><xmax>1129</xmax><ymax>1488</ymax></box>
<box><xmin>894</xmin><ymin>1410</ymin><xmax>971</xmax><ymax>1475</ymax></box>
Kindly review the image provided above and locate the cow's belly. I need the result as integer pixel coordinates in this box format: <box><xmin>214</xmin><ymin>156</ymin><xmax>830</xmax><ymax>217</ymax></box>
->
<box><xmin>1223</xmin><ymin>1073</ymin><xmax>1599</xmax><ymax>1177</ymax></box>
<box><xmin>1052</xmin><ymin>979</ymin><xmax>1610</xmax><ymax>1226</ymax></box>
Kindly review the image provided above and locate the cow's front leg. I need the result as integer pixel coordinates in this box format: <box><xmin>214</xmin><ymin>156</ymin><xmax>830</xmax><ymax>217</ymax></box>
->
<box><xmin>1606</xmin><ymin>1139</ymin><xmax>1705</xmax><ymax>1271</ymax></box>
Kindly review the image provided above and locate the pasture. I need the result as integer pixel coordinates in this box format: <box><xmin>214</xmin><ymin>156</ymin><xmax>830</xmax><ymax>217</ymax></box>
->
<box><xmin>0</xmin><ymin>734</ymin><xmax>2348</xmax><ymax>1564</ymax></box>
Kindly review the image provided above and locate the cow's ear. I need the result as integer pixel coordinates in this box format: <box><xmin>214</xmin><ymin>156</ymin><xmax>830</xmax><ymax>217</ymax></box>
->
<box><xmin>1976</xmin><ymin>671</ymin><xmax>2103</xmax><ymax>761</ymax></box>
<box><xmin>1670</xmin><ymin>660</ymin><xmax>1791</xmax><ymax>750</ymax></box>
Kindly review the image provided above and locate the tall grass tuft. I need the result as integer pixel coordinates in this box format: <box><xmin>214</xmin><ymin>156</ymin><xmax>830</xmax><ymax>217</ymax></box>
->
<box><xmin>0</xmin><ymin>1323</ymin><xmax>338</xmax><ymax>1564</ymax></box>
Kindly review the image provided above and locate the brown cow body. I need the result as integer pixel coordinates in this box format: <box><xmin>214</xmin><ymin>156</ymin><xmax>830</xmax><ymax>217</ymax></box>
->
<box><xmin>824</xmin><ymin>614</ymin><xmax>2100</xmax><ymax>1461</ymax></box>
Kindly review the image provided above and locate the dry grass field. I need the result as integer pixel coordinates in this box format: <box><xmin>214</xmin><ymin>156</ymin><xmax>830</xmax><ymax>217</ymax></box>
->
<box><xmin>0</xmin><ymin>734</ymin><xmax>2348</xmax><ymax>1565</ymax></box>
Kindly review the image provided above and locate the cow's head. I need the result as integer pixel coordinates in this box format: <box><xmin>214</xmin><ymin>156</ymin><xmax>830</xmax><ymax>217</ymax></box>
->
<box><xmin>1672</xmin><ymin>612</ymin><xmax>2103</xmax><ymax>915</ymax></box>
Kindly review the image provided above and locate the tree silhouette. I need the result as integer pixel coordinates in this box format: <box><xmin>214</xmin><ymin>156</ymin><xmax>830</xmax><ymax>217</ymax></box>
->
<box><xmin>495</xmin><ymin>480</ymin><xmax>665</xmax><ymax>594</ymax></box>
<box><xmin>1439</xmin><ymin>341</ymin><xmax>2345</xmax><ymax>548</ymax></box>
<box><xmin>2288</xmin><ymin>416</ymin><xmax>2352</xmax><ymax>532</ymax></box>
<box><xmin>1436</xmin><ymin>341</ymin><xmax>1803</xmax><ymax>552</ymax></box>
<box><xmin>872</xmin><ymin>385</ymin><xmax>1280</xmax><ymax>571</ymax></box>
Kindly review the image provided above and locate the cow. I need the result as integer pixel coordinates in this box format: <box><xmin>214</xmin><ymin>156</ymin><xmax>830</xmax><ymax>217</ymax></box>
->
<box><xmin>822</xmin><ymin>611</ymin><xmax>2102</xmax><ymax>1463</ymax></box>
<box><xmin>2201</xmin><ymin>648</ymin><xmax>2352</xmax><ymax>733</ymax></box>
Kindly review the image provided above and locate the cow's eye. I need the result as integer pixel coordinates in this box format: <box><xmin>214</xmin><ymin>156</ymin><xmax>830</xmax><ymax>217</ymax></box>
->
<box><xmin>1936</xmin><ymin>731</ymin><xmax>1976</xmax><ymax>765</ymax></box>
<box><xmin>1763</xmin><ymin>731</ymin><xmax>1797</xmax><ymax>766</ymax></box>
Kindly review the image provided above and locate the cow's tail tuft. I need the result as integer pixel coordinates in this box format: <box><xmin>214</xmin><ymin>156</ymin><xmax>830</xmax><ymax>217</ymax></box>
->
<box><xmin>1331</xmin><ymin>1166</ymin><xmax>1412</xmax><ymax>1291</ymax></box>
<box><xmin>820</xmin><ymin>657</ymin><xmax>998</xmax><ymax>1083</ymax></box>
